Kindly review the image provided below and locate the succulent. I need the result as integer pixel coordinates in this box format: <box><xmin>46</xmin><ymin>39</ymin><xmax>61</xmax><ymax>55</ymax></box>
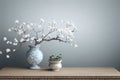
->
<box><xmin>49</xmin><ymin>54</ymin><xmax>62</xmax><ymax>61</ymax></box>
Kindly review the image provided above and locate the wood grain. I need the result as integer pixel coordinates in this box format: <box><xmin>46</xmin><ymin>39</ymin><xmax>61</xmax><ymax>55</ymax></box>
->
<box><xmin>0</xmin><ymin>67</ymin><xmax>120</xmax><ymax>80</ymax></box>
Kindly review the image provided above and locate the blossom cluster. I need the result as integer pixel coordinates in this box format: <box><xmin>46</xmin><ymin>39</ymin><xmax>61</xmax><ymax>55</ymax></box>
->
<box><xmin>0</xmin><ymin>19</ymin><xmax>78</xmax><ymax>58</ymax></box>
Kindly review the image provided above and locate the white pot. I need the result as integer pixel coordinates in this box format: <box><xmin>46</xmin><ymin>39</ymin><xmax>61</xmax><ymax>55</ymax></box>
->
<box><xmin>49</xmin><ymin>60</ymin><xmax>62</xmax><ymax>71</ymax></box>
<box><xmin>26</xmin><ymin>45</ymin><xmax>43</xmax><ymax>69</ymax></box>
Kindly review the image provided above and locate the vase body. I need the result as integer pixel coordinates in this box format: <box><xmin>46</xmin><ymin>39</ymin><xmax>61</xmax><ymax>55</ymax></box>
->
<box><xmin>26</xmin><ymin>45</ymin><xmax>43</xmax><ymax>69</ymax></box>
<box><xmin>49</xmin><ymin>60</ymin><xmax>62</xmax><ymax>71</ymax></box>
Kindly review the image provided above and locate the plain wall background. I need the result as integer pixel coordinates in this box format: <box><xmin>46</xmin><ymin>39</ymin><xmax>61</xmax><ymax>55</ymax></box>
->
<box><xmin>0</xmin><ymin>0</ymin><xmax>120</xmax><ymax>70</ymax></box>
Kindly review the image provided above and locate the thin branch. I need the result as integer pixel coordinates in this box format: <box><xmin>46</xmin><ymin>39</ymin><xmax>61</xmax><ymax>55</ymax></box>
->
<box><xmin>42</xmin><ymin>36</ymin><xmax>68</xmax><ymax>43</ymax></box>
<box><xmin>42</xmin><ymin>31</ymin><xmax>53</xmax><ymax>39</ymax></box>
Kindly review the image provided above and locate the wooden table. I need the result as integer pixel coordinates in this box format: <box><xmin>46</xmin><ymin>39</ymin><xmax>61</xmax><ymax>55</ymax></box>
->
<box><xmin>0</xmin><ymin>67</ymin><xmax>120</xmax><ymax>80</ymax></box>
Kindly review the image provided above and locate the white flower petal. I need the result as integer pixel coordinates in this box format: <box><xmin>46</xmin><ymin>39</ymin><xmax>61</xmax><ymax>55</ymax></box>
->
<box><xmin>9</xmin><ymin>42</ymin><xmax>12</xmax><ymax>44</ymax></box>
<box><xmin>74</xmin><ymin>44</ymin><xmax>78</xmax><ymax>47</ymax></box>
<box><xmin>18</xmin><ymin>30</ymin><xmax>23</xmax><ymax>35</ymax></box>
<box><xmin>23</xmin><ymin>22</ymin><xmax>26</xmax><ymax>25</ymax></box>
<box><xmin>59</xmin><ymin>35</ymin><xmax>64</xmax><ymax>38</ymax></box>
<box><xmin>20</xmin><ymin>38</ymin><xmax>25</xmax><ymax>42</ymax></box>
<box><xmin>26</xmin><ymin>38</ymin><xmax>30</xmax><ymax>42</ymax></box>
<box><xmin>30</xmin><ymin>23</ymin><xmax>34</xmax><ymax>26</ymax></box>
<box><xmin>27</xmin><ymin>34</ymin><xmax>30</xmax><ymax>37</ymax></box>
<box><xmin>0</xmin><ymin>51</ymin><xmax>3</xmax><ymax>54</ymax></box>
<box><xmin>23</xmin><ymin>35</ymin><xmax>28</xmax><ymax>38</ymax></box>
<box><xmin>53</xmin><ymin>20</ymin><xmax>57</xmax><ymax>25</ymax></box>
<box><xmin>6</xmin><ymin>48</ymin><xmax>11</xmax><ymax>53</ymax></box>
<box><xmin>61</xmin><ymin>20</ymin><xmax>64</xmax><ymax>23</ymax></box>
<box><xmin>30</xmin><ymin>37</ymin><xmax>35</xmax><ymax>41</ymax></box>
<box><xmin>13</xmin><ymin>49</ymin><xmax>16</xmax><ymax>52</ymax></box>
<box><xmin>40</xmin><ymin>18</ymin><xmax>44</xmax><ymax>23</ymax></box>
<box><xmin>13</xmin><ymin>43</ymin><xmax>18</xmax><ymax>46</ymax></box>
<box><xmin>14</xmin><ymin>38</ymin><xmax>18</xmax><ymax>43</ymax></box>
<box><xmin>37</xmin><ymin>38</ymin><xmax>42</xmax><ymax>42</ymax></box>
<box><xmin>27</xmin><ymin>25</ymin><xmax>31</xmax><ymax>29</ymax></box>
<box><xmin>8</xmin><ymin>29</ymin><xmax>12</xmax><ymax>32</ymax></box>
<box><xmin>3</xmin><ymin>37</ymin><xmax>7</xmax><ymax>41</ymax></box>
<box><xmin>6</xmin><ymin>55</ymin><xmax>10</xmax><ymax>58</ymax></box>
<box><xmin>30</xmin><ymin>41</ymin><xmax>33</xmax><ymax>43</ymax></box>
<box><xmin>6</xmin><ymin>41</ymin><xmax>10</xmax><ymax>44</ymax></box>
<box><xmin>15</xmin><ymin>20</ymin><xmax>19</xmax><ymax>24</ymax></box>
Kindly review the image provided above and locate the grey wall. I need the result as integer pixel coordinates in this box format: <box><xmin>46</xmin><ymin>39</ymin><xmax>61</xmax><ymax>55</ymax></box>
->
<box><xmin>0</xmin><ymin>0</ymin><xmax>120</xmax><ymax>70</ymax></box>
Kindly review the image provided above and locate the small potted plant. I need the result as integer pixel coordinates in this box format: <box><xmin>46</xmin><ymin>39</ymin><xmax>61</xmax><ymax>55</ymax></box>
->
<box><xmin>49</xmin><ymin>54</ymin><xmax>62</xmax><ymax>71</ymax></box>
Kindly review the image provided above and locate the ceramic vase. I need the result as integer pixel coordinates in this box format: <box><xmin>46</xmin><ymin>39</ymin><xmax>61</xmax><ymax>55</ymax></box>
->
<box><xmin>26</xmin><ymin>45</ymin><xmax>43</xmax><ymax>69</ymax></box>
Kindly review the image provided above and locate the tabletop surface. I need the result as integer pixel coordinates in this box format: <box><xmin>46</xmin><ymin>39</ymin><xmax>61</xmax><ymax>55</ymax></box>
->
<box><xmin>0</xmin><ymin>67</ymin><xmax>120</xmax><ymax>77</ymax></box>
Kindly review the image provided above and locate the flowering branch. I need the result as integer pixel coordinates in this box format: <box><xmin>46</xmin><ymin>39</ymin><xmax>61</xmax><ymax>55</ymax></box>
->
<box><xmin>0</xmin><ymin>19</ymin><xmax>78</xmax><ymax>58</ymax></box>
<box><xmin>43</xmin><ymin>36</ymin><xmax>68</xmax><ymax>43</ymax></box>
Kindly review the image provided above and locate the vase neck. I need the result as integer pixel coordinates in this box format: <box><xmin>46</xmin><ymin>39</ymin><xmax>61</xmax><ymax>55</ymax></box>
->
<box><xmin>29</xmin><ymin>45</ymin><xmax>40</xmax><ymax>49</ymax></box>
<box><xmin>35</xmin><ymin>44</ymin><xmax>40</xmax><ymax>48</ymax></box>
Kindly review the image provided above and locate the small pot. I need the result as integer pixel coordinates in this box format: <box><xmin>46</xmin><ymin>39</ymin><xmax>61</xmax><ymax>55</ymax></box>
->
<box><xmin>49</xmin><ymin>60</ymin><xmax>62</xmax><ymax>71</ymax></box>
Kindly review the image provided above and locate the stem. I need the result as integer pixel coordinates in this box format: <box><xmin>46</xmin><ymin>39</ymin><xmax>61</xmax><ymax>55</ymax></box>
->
<box><xmin>42</xmin><ymin>31</ymin><xmax>53</xmax><ymax>39</ymax></box>
<box><xmin>36</xmin><ymin>31</ymin><xmax>54</xmax><ymax>45</ymax></box>
<box><xmin>42</xmin><ymin>36</ymin><xmax>68</xmax><ymax>43</ymax></box>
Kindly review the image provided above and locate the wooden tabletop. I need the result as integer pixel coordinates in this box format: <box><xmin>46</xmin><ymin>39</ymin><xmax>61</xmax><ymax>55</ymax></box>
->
<box><xmin>0</xmin><ymin>67</ymin><xmax>120</xmax><ymax>76</ymax></box>
<box><xmin>0</xmin><ymin>67</ymin><xmax>120</xmax><ymax>79</ymax></box>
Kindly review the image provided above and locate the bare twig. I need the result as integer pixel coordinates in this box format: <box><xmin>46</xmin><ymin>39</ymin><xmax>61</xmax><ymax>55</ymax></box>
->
<box><xmin>42</xmin><ymin>36</ymin><xmax>67</xmax><ymax>43</ymax></box>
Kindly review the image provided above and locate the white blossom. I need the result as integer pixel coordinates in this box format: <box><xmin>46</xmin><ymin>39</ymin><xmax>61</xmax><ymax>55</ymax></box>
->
<box><xmin>30</xmin><ymin>23</ymin><xmax>34</xmax><ymax>26</ymax></box>
<box><xmin>40</xmin><ymin>18</ymin><xmax>45</xmax><ymax>23</ymax></box>
<box><xmin>73</xmin><ymin>26</ymin><xmax>77</xmax><ymax>30</ymax></box>
<box><xmin>23</xmin><ymin>22</ymin><xmax>26</xmax><ymax>25</ymax></box>
<box><xmin>9</xmin><ymin>41</ymin><xmax>12</xmax><ymax>44</ymax></box>
<box><xmin>26</xmin><ymin>38</ymin><xmax>30</xmax><ymax>42</ymax></box>
<box><xmin>27</xmin><ymin>34</ymin><xmax>30</xmax><ymax>37</ymax></box>
<box><xmin>30</xmin><ymin>41</ymin><xmax>33</xmax><ymax>43</ymax></box>
<box><xmin>8</xmin><ymin>29</ymin><xmax>12</xmax><ymax>32</ymax></box>
<box><xmin>23</xmin><ymin>35</ymin><xmax>28</xmax><ymax>38</ymax></box>
<box><xmin>23</xmin><ymin>34</ymin><xmax>29</xmax><ymax>38</ymax></box>
<box><xmin>52</xmin><ymin>21</ymin><xmax>57</xmax><ymax>25</ymax></box>
<box><xmin>15</xmin><ymin>20</ymin><xmax>19</xmax><ymax>24</ymax></box>
<box><xmin>60</xmin><ymin>35</ymin><xmax>64</xmax><ymax>38</ymax></box>
<box><xmin>18</xmin><ymin>30</ymin><xmax>23</xmax><ymax>35</ymax></box>
<box><xmin>11</xmin><ymin>27</ymin><xmax>14</xmax><ymax>30</ymax></box>
<box><xmin>3</xmin><ymin>37</ymin><xmax>7</xmax><ymax>41</ymax></box>
<box><xmin>20</xmin><ymin>38</ymin><xmax>25</xmax><ymax>42</ymax></box>
<box><xmin>0</xmin><ymin>51</ymin><xmax>2</xmax><ymax>54</ymax></box>
<box><xmin>61</xmin><ymin>20</ymin><xmax>64</xmax><ymax>23</ymax></box>
<box><xmin>6</xmin><ymin>48</ymin><xmax>11</xmax><ymax>53</ymax></box>
<box><xmin>57</xmin><ymin>29</ymin><xmax>64</xmax><ymax>33</ymax></box>
<box><xmin>13</xmin><ymin>43</ymin><xmax>18</xmax><ymax>46</ymax></box>
<box><xmin>69</xmin><ymin>38</ymin><xmax>73</xmax><ymax>42</ymax></box>
<box><xmin>37</xmin><ymin>38</ymin><xmax>42</xmax><ymax>42</ymax></box>
<box><xmin>47</xmin><ymin>34</ymin><xmax>51</xmax><ymax>38</ymax></box>
<box><xmin>13</xmin><ymin>49</ymin><xmax>16</xmax><ymax>52</ymax></box>
<box><xmin>1</xmin><ymin>19</ymin><xmax>78</xmax><ymax>58</ymax></box>
<box><xmin>6</xmin><ymin>41</ymin><xmax>10</xmax><ymax>44</ymax></box>
<box><xmin>66</xmin><ymin>21</ymin><xmax>74</xmax><ymax>27</ymax></box>
<box><xmin>14</xmin><ymin>38</ymin><xmax>18</xmax><ymax>43</ymax></box>
<box><xmin>27</xmin><ymin>24</ymin><xmax>31</xmax><ymax>29</ymax></box>
<box><xmin>30</xmin><ymin>37</ymin><xmax>35</xmax><ymax>41</ymax></box>
<box><xmin>74</xmin><ymin>44</ymin><xmax>78</xmax><ymax>47</ymax></box>
<box><xmin>6</xmin><ymin>55</ymin><xmax>10</xmax><ymax>58</ymax></box>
